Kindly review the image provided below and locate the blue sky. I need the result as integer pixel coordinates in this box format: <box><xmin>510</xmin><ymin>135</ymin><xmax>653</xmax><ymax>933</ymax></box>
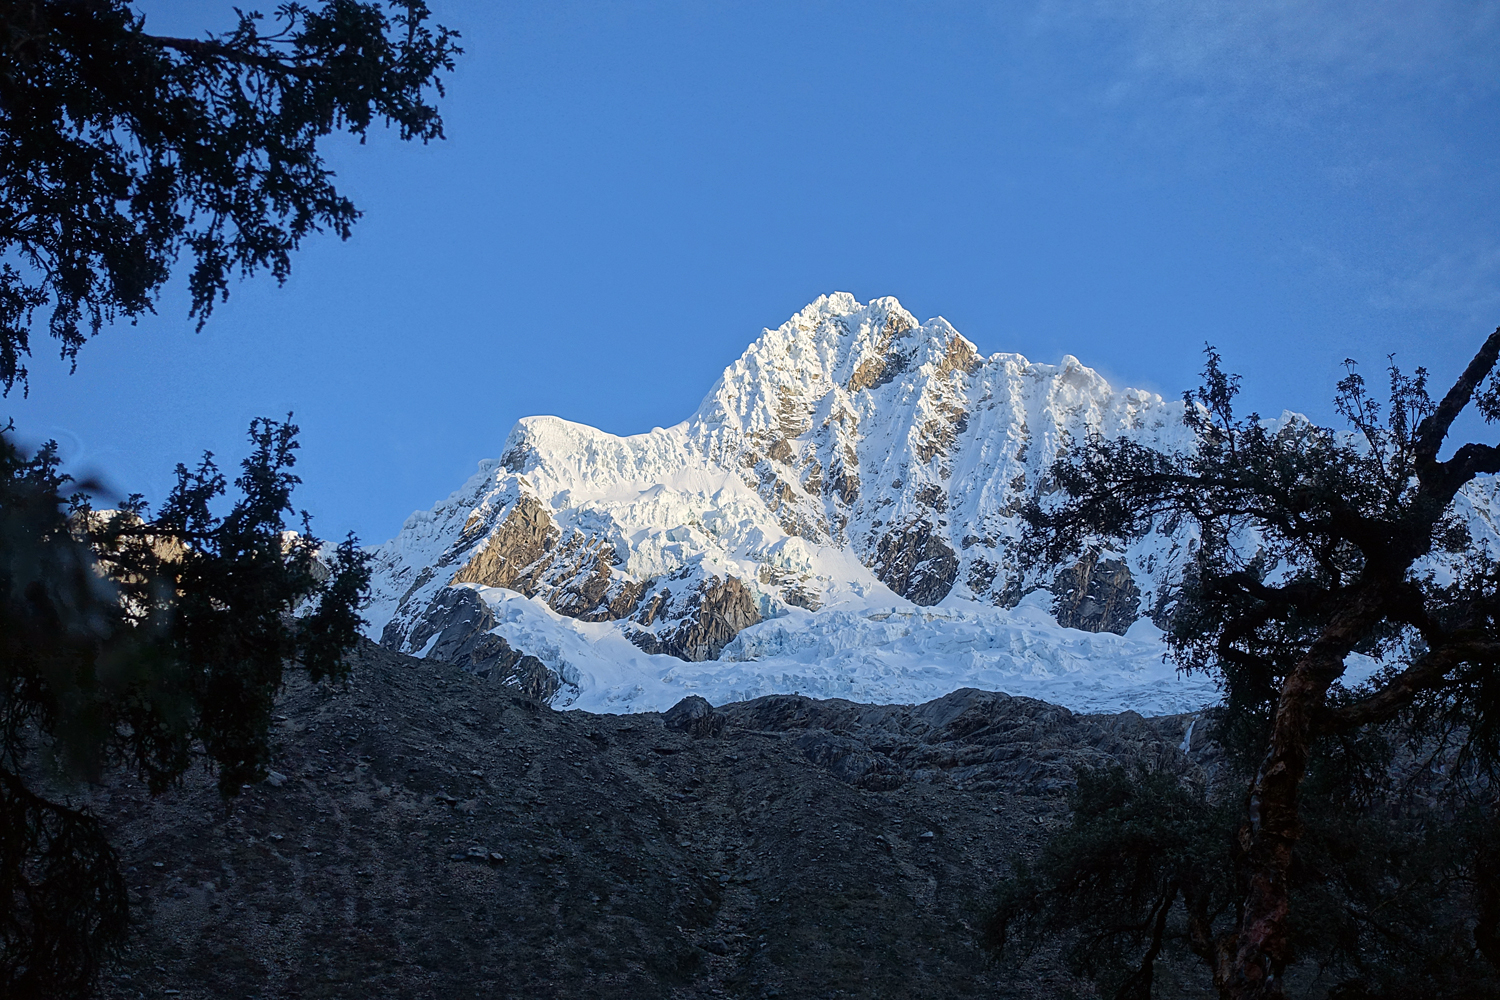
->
<box><xmin>8</xmin><ymin>1</ymin><xmax>1500</xmax><ymax>544</ymax></box>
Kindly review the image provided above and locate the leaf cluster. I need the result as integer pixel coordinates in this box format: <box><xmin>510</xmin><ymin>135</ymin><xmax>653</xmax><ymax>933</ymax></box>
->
<box><xmin>1290</xmin><ymin>736</ymin><xmax>1500</xmax><ymax>999</ymax></box>
<box><xmin>0</xmin><ymin>768</ymin><xmax>125</xmax><ymax>999</ymax></box>
<box><xmin>986</xmin><ymin>762</ymin><xmax>1238</xmax><ymax>1000</ymax></box>
<box><xmin>0</xmin><ymin>0</ymin><xmax>460</xmax><ymax>393</ymax></box>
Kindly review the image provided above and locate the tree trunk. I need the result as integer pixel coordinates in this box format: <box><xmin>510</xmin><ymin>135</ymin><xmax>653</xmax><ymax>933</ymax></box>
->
<box><xmin>1184</xmin><ymin>881</ymin><xmax>1239</xmax><ymax>994</ymax></box>
<box><xmin>1476</xmin><ymin>820</ymin><xmax>1500</xmax><ymax>971</ymax></box>
<box><xmin>1114</xmin><ymin>882</ymin><xmax>1178</xmax><ymax>1000</ymax></box>
<box><xmin>1224</xmin><ymin>672</ymin><xmax>1320</xmax><ymax>997</ymax></box>
<box><xmin>1222</xmin><ymin>597</ymin><xmax>1383</xmax><ymax>999</ymax></box>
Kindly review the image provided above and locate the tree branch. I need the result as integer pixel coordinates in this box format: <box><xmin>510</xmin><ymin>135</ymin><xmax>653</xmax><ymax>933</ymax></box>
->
<box><xmin>1323</xmin><ymin>639</ymin><xmax>1500</xmax><ymax>731</ymax></box>
<box><xmin>1413</xmin><ymin>327</ymin><xmax>1500</xmax><ymax>468</ymax></box>
<box><xmin>1447</xmin><ymin>441</ymin><xmax>1500</xmax><ymax>483</ymax></box>
<box><xmin>138</xmin><ymin>34</ymin><xmax>316</xmax><ymax>79</ymax></box>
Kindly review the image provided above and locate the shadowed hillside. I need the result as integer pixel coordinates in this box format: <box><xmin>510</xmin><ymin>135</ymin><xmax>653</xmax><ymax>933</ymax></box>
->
<box><xmin>84</xmin><ymin>639</ymin><xmax>1211</xmax><ymax>999</ymax></box>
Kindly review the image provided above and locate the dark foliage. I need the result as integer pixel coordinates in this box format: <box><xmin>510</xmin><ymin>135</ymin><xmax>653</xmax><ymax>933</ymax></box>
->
<box><xmin>0</xmin><ymin>0</ymin><xmax>459</xmax><ymax>393</ymax></box>
<box><xmin>986</xmin><ymin>763</ymin><xmax>1238</xmax><ymax>1000</ymax></box>
<box><xmin>0</xmin><ymin>419</ymin><xmax>371</xmax><ymax>996</ymax></box>
<box><xmin>0</xmin><ymin>4</ymin><xmax>450</xmax><ymax>993</ymax></box>
<box><xmin>1290</xmin><ymin>739</ymin><xmax>1499</xmax><ymax>999</ymax></box>
<box><xmin>0</xmin><ymin>768</ymin><xmax>125</xmax><ymax>998</ymax></box>
<box><xmin>1004</xmin><ymin>334</ymin><xmax>1500</xmax><ymax>998</ymax></box>
<box><xmin>989</xmin><ymin>741</ymin><xmax>1500</xmax><ymax>999</ymax></box>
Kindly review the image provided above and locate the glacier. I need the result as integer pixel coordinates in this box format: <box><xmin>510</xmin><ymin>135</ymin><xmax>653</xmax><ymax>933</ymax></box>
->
<box><xmin>441</xmin><ymin>584</ymin><xmax>1215</xmax><ymax>716</ymax></box>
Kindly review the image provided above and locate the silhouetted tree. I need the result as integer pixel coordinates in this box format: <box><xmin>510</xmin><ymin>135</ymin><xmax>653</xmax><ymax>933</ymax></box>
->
<box><xmin>0</xmin><ymin>3</ymin><xmax>452</xmax><ymax>992</ymax></box>
<box><xmin>997</xmin><ymin>333</ymin><xmax>1500</xmax><ymax>998</ymax></box>
<box><xmin>1</xmin><ymin>417</ymin><xmax>370</xmax><ymax>997</ymax></box>
<box><xmin>0</xmin><ymin>0</ymin><xmax>460</xmax><ymax>393</ymax></box>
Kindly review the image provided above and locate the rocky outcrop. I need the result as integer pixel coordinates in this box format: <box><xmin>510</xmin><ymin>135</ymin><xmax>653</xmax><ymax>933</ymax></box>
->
<box><xmin>392</xmin><ymin>587</ymin><xmax>561</xmax><ymax>701</ymax></box>
<box><xmin>534</xmin><ymin>535</ymin><xmax>647</xmax><ymax>622</ymax></box>
<box><xmin>847</xmin><ymin>350</ymin><xmax>910</xmax><ymax>393</ymax></box>
<box><xmin>846</xmin><ymin>309</ymin><xmax>914</xmax><ymax>393</ymax></box>
<box><xmin>449</xmin><ymin>495</ymin><xmax>557</xmax><ymax>592</ymax></box>
<box><xmin>448</xmin><ymin>496</ymin><xmax>645</xmax><ymax>624</ymax></box>
<box><xmin>1052</xmin><ymin>553</ymin><xmax>1141</xmax><ymax>634</ymax></box>
<box><xmin>74</xmin><ymin>508</ymin><xmax>192</xmax><ymax>580</ymax></box>
<box><xmin>872</xmin><ymin>522</ymin><xmax>959</xmax><ymax>606</ymax></box>
<box><xmin>662</xmin><ymin>695</ymin><xmax>726</xmax><ymax>738</ymax></box>
<box><xmin>828</xmin><ymin>464</ymin><xmax>860</xmax><ymax>507</ymax></box>
<box><xmin>935</xmin><ymin>333</ymin><xmax>982</xmax><ymax>378</ymax></box>
<box><xmin>756</xmin><ymin>564</ymin><xmax>822</xmax><ymax>611</ymax></box>
<box><xmin>789</xmin><ymin>730</ymin><xmax>906</xmax><ymax>791</ymax></box>
<box><xmin>631</xmin><ymin>575</ymin><xmax>762</xmax><ymax>662</ymax></box>
<box><xmin>716</xmin><ymin>686</ymin><xmax>1194</xmax><ymax>796</ymax></box>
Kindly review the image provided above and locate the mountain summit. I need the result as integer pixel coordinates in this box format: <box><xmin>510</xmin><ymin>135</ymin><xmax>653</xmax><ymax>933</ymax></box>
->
<box><xmin>359</xmin><ymin>295</ymin><xmax>1412</xmax><ymax>713</ymax></box>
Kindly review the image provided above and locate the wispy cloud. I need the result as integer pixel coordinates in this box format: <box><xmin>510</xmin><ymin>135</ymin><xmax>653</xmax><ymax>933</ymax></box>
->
<box><xmin>1374</xmin><ymin>243</ymin><xmax>1500</xmax><ymax>324</ymax></box>
<box><xmin>1009</xmin><ymin>1</ymin><xmax>1500</xmax><ymax>322</ymax></box>
<box><xmin>1027</xmin><ymin>0</ymin><xmax>1500</xmax><ymax>125</ymax></box>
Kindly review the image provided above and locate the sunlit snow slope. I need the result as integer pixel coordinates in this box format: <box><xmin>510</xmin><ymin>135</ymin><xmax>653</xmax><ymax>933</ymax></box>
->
<box><xmin>363</xmin><ymin>293</ymin><xmax>1496</xmax><ymax>715</ymax></box>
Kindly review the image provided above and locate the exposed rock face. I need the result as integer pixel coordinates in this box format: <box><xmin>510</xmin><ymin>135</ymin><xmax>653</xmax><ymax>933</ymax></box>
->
<box><xmin>873</xmin><ymin>523</ymin><xmax>959</xmax><ymax>606</ymax></box>
<box><xmin>756</xmin><ymin>564</ymin><xmax>822</xmax><ymax>611</ymax></box>
<box><xmin>75</xmin><ymin>508</ymin><xmax>191</xmax><ymax>582</ymax></box>
<box><xmin>1051</xmin><ymin>553</ymin><xmax>1142</xmax><ymax>635</ymax></box>
<box><xmin>828</xmin><ymin>462</ymin><xmax>860</xmax><ymax>506</ymax></box>
<box><xmin>789</xmin><ymin>730</ymin><xmax>906</xmax><ymax>791</ymax></box>
<box><xmin>715</xmin><ymin>685</ymin><xmax>1196</xmax><ymax>797</ymax></box>
<box><xmin>533</xmin><ymin>534</ymin><xmax>647</xmax><ymax>622</ymax></box>
<box><xmin>395</xmin><ymin>587</ymin><xmax>561</xmax><ymax>701</ymax></box>
<box><xmin>632</xmin><ymin>575</ymin><xmax>762</xmax><ymax>662</ymax></box>
<box><xmin>449</xmin><ymin>495</ymin><xmax>557</xmax><ymax>591</ymax></box>
<box><xmin>661</xmin><ymin>695</ymin><xmax>726</xmax><ymax>738</ymax></box>
<box><xmin>435</xmin><ymin>494</ymin><xmax>647</xmax><ymax>629</ymax></box>
<box><xmin>846</xmin><ymin>309</ymin><xmax>914</xmax><ymax>393</ymax></box>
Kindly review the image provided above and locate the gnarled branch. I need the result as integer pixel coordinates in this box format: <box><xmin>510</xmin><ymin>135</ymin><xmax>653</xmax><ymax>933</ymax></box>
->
<box><xmin>1323</xmin><ymin>639</ymin><xmax>1500</xmax><ymax>732</ymax></box>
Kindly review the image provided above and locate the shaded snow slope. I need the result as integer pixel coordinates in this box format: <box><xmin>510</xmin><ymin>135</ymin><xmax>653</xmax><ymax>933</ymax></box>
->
<box><xmin>460</xmin><ymin>584</ymin><xmax>1213</xmax><ymax>716</ymax></box>
<box><xmin>364</xmin><ymin>293</ymin><xmax>1497</xmax><ymax>715</ymax></box>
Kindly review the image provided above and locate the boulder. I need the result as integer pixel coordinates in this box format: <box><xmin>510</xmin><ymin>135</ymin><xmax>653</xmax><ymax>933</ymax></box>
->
<box><xmin>663</xmin><ymin>695</ymin><xmax>726</xmax><ymax>738</ymax></box>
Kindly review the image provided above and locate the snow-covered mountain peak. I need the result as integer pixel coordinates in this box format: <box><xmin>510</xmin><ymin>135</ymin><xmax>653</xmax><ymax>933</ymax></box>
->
<box><xmin>692</xmin><ymin>293</ymin><xmax>971</xmax><ymax>437</ymax></box>
<box><xmin>363</xmin><ymin>294</ymin><xmax>1227</xmax><ymax>714</ymax></box>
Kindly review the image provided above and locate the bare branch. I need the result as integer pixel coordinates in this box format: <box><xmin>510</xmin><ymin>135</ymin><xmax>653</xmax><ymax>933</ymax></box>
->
<box><xmin>1412</xmin><ymin>327</ymin><xmax>1500</xmax><ymax>468</ymax></box>
<box><xmin>1447</xmin><ymin>441</ymin><xmax>1500</xmax><ymax>482</ymax></box>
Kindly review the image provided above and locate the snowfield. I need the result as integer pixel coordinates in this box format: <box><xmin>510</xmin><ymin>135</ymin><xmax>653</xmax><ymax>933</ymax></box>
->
<box><xmin>459</xmin><ymin>583</ymin><xmax>1212</xmax><ymax>716</ymax></box>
